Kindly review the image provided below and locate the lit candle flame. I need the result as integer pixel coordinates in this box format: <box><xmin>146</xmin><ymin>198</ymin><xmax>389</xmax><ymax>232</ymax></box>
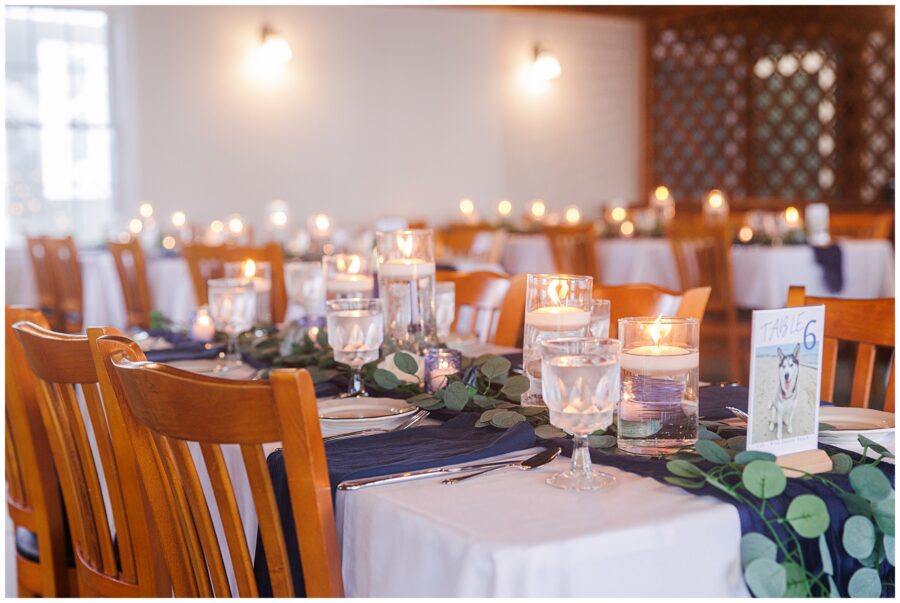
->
<box><xmin>243</xmin><ymin>259</ymin><xmax>257</xmax><ymax>278</ymax></box>
<box><xmin>348</xmin><ymin>254</ymin><xmax>361</xmax><ymax>274</ymax></box>
<box><xmin>648</xmin><ymin>314</ymin><xmax>671</xmax><ymax>346</ymax></box>
<box><xmin>547</xmin><ymin>279</ymin><xmax>569</xmax><ymax>305</ymax></box>
<box><xmin>398</xmin><ymin>233</ymin><xmax>414</xmax><ymax>257</ymax></box>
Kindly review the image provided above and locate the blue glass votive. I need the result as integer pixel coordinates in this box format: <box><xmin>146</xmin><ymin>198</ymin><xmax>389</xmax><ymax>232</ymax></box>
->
<box><xmin>424</xmin><ymin>348</ymin><xmax>462</xmax><ymax>393</ymax></box>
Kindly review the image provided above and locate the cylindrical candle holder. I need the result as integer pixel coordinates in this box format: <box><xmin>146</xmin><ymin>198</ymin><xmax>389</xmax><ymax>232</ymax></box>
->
<box><xmin>375</xmin><ymin>229</ymin><xmax>437</xmax><ymax>354</ymax></box>
<box><xmin>424</xmin><ymin>347</ymin><xmax>462</xmax><ymax>393</ymax></box>
<box><xmin>522</xmin><ymin>273</ymin><xmax>593</xmax><ymax>406</ymax></box>
<box><xmin>617</xmin><ymin>316</ymin><xmax>699</xmax><ymax>455</ymax></box>
<box><xmin>285</xmin><ymin>261</ymin><xmax>326</xmax><ymax>322</ymax></box>
<box><xmin>225</xmin><ymin>260</ymin><xmax>272</xmax><ymax>324</ymax></box>
<box><xmin>323</xmin><ymin>253</ymin><xmax>375</xmax><ymax>299</ymax></box>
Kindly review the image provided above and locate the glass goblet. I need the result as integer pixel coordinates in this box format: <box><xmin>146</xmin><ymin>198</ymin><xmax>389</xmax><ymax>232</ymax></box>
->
<box><xmin>326</xmin><ymin>298</ymin><xmax>384</xmax><ymax>397</ymax></box>
<box><xmin>590</xmin><ymin>299</ymin><xmax>611</xmax><ymax>338</ymax></box>
<box><xmin>207</xmin><ymin>278</ymin><xmax>257</xmax><ymax>370</ymax></box>
<box><xmin>541</xmin><ymin>337</ymin><xmax>621</xmax><ymax>491</ymax></box>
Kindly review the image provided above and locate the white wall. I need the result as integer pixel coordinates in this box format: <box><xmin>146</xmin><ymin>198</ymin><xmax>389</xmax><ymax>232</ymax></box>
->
<box><xmin>126</xmin><ymin>6</ymin><xmax>642</xmax><ymax>232</ymax></box>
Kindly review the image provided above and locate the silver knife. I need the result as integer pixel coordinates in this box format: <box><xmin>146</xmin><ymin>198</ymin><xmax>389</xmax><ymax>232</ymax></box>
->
<box><xmin>337</xmin><ymin>447</ymin><xmax>562</xmax><ymax>491</ymax></box>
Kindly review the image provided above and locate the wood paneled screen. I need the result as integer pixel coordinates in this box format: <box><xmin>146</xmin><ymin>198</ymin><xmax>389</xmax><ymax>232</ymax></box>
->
<box><xmin>647</xmin><ymin>6</ymin><xmax>895</xmax><ymax>204</ymax></box>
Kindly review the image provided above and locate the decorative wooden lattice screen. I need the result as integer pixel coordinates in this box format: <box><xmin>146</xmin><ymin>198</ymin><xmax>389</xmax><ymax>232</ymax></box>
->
<box><xmin>647</xmin><ymin>7</ymin><xmax>895</xmax><ymax>204</ymax></box>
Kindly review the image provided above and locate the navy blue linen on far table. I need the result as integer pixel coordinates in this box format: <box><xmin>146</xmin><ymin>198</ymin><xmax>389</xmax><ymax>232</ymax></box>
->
<box><xmin>253</xmin><ymin>413</ymin><xmax>536</xmax><ymax>597</ymax></box>
<box><xmin>812</xmin><ymin>243</ymin><xmax>844</xmax><ymax>293</ymax></box>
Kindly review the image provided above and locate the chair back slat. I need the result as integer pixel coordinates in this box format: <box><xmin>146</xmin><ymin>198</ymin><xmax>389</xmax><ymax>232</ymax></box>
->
<box><xmin>182</xmin><ymin>243</ymin><xmax>287</xmax><ymax>323</ymax></box>
<box><xmin>46</xmin><ymin>236</ymin><xmax>84</xmax><ymax>333</ymax></box>
<box><xmin>108</xmin><ymin>239</ymin><xmax>153</xmax><ymax>330</ymax></box>
<box><xmin>668</xmin><ymin>222</ymin><xmax>735</xmax><ymax>314</ymax></box>
<box><xmin>13</xmin><ymin>322</ymin><xmax>168</xmax><ymax>596</ymax></box>
<box><xmin>676</xmin><ymin>286</ymin><xmax>712</xmax><ymax>326</ymax></box>
<box><xmin>25</xmin><ymin>238</ymin><xmax>61</xmax><ymax>328</ymax></box>
<box><xmin>95</xmin><ymin>336</ymin><xmax>344</xmax><ymax>597</ymax></box>
<box><xmin>438</xmin><ymin>271</ymin><xmax>511</xmax><ymax>343</ymax></box>
<box><xmin>543</xmin><ymin>224</ymin><xmax>599</xmax><ymax>280</ymax></box>
<box><xmin>6</xmin><ymin>423</ymin><xmax>26</xmax><ymax>507</ymax></box>
<box><xmin>787</xmin><ymin>286</ymin><xmax>895</xmax><ymax>411</ymax></box>
<box><xmin>493</xmin><ymin>274</ymin><xmax>526</xmax><ymax>347</ymax></box>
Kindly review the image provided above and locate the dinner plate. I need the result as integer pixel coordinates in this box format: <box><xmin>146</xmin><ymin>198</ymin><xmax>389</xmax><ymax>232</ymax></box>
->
<box><xmin>818</xmin><ymin>407</ymin><xmax>894</xmax><ymax>433</ymax></box>
<box><xmin>164</xmin><ymin>359</ymin><xmax>259</xmax><ymax>380</ymax></box>
<box><xmin>318</xmin><ymin>397</ymin><xmax>417</xmax><ymax>423</ymax></box>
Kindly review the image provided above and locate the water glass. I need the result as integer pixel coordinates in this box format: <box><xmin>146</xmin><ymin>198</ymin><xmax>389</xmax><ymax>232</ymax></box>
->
<box><xmin>285</xmin><ymin>261</ymin><xmax>326</xmax><ymax>320</ymax></box>
<box><xmin>208</xmin><ymin>278</ymin><xmax>257</xmax><ymax>367</ymax></box>
<box><xmin>435</xmin><ymin>282</ymin><xmax>456</xmax><ymax>340</ymax></box>
<box><xmin>590</xmin><ymin>299</ymin><xmax>611</xmax><ymax>338</ymax></box>
<box><xmin>617</xmin><ymin>316</ymin><xmax>700</xmax><ymax>455</ymax></box>
<box><xmin>326</xmin><ymin>298</ymin><xmax>384</xmax><ymax>397</ymax></box>
<box><xmin>523</xmin><ymin>273</ymin><xmax>593</xmax><ymax>406</ymax></box>
<box><xmin>541</xmin><ymin>337</ymin><xmax>620</xmax><ymax>491</ymax></box>
<box><xmin>323</xmin><ymin>253</ymin><xmax>375</xmax><ymax>299</ymax></box>
<box><xmin>224</xmin><ymin>260</ymin><xmax>272</xmax><ymax>324</ymax></box>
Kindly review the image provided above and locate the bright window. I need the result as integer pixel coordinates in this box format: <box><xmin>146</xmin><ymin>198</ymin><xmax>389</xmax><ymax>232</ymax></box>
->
<box><xmin>5</xmin><ymin>6</ymin><xmax>114</xmax><ymax>245</ymax></box>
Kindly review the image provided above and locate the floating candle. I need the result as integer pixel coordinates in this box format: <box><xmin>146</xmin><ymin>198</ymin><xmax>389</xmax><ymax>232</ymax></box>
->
<box><xmin>191</xmin><ymin>310</ymin><xmax>216</xmax><ymax>342</ymax></box>
<box><xmin>620</xmin><ymin>346</ymin><xmax>699</xmax><ymax>374</ymax></box>
<box><xmin>378</xmin><ymin>258</ymin><xmax>436</xmax><ymax>279</ymax></box>
<box><xmin>327</xmin><ymin>273</ymin><xmax>375</xmax><ymax>294</ymax></box>
<box><xmin>524</xmin><ymin>306</ymin><xmax>591</xmax><ymax>330</ymax></box>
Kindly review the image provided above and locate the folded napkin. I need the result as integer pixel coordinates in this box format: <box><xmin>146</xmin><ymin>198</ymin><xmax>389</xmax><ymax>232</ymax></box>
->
<box><xmin>253</xmin><ymin>413</ymin><xmax>536</xmax><ymax>596</ymax></box>
<box><xmin>812</xmin><ymin>244</ymin><xmax>844</xmax><ymax>293</ymax></box>
<box><xmin>143</xmin><ymin>330</ymin><xmax>222</xmax><ymax>363</ymax></box>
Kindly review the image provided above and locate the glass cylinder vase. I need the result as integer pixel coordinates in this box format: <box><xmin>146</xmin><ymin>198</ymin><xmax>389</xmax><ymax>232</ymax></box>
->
<box><xmin>617</xmin><ymin>316</ymin><xmax>699</xmax><ymax>455</ymax></box>
<box><xmin>375</xmin><ymin>229</ymin><xmax>437</xmax><ymax>354</ymax></box>
<box><xmin>522</xmin><ymin>273</ymin><xmax>593</xmax><ymax>406</ymax></box>
<box><xmin>323</xmin><ymin>253</ymin><xmax>375</xmax><ymax>300</ymax></box>
<box><xmin>224</xmin><ymin>260</ymin><xmax>272</xmax><ymax>325</ymax></box>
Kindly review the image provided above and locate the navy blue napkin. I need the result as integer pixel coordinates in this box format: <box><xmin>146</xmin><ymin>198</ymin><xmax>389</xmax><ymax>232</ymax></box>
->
<box><xmin>812</xmin><ymin>244</ymin><xmax>844</xmax><ymax>293</ymax></box>
<box><xmin>253</xmin><ymin>413</ymin><xmax>536</xmax><ymax>596</ymax></box>
<box><xmin>143</xmin><ymin>330</ymin><xmax>223</xmax><ymax>363</ymax></box>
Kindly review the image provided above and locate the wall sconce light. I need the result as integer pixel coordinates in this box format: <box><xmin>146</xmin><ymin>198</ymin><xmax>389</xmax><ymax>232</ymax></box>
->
<box><xmin>247</xmin><ymin>24</ymin><xmax>292</xmax><ymax>82</ymax></box>
<box><xmin>520</xmin><ymin>46</ymin><xmax>561</xmax><ymax>94</ymax></box>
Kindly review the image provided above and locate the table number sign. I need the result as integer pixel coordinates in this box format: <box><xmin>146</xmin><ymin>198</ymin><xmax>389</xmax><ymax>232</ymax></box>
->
<box><xmin>746</xmin><ymin>304</ymin><xmax>831</xmax><ymax>473</ymax></box>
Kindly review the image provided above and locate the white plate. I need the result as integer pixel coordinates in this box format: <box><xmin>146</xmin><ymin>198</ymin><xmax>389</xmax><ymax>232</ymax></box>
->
<box><xmin>818</xmin><ymin>407</ymin><xmax>894</xmax><ymax>433</ymax></box>
<box><xmin>164</xmin><ymin>359</ymin><xmax>259</xmax><ymax>380</ymax></box>
<box><xmin>318</xmin><ymin>397</ymin><xmax>417</xmax><ymax>424</ymax></box>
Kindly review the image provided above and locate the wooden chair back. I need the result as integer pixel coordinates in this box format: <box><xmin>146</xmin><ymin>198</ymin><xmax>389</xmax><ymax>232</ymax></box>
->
<box><xmin>437</xmin><ymin>271</ymin><xmax>511</xmax><ymax>343</ymax></box>
<box><xmin>5</xmin><ymin>306</ymin><xmax>72</xmax><ymax>596</ymax></box>
<box><xmin>182</xmin><ymin>243</ymin><xmax>287</xmax><ymax>323</ymax></box>
<box><xmin>12</xmin><ymin>322</ymin><xmax>169</xmax><ymax>596</ymax></box>
<box><xmin>676</xmin><ymin>286</ymin><xmax>712</xmax><ymax>325</ymax></box>
<box><xmin>592</xmin><ymin>283</ymin><xmax>682</xmax><ymax>339</ymax></box>
<box><xmin>94</xmin><ymin>335</ymin><xmax>342</xmax><ymax>597</ymax></box>
<box><xmin>543</xmin><ymin>224</ymin><xmax>599</xmax><ymax>280</ymax></box>
<box><xmin>45</xmin><ymin>236</ymin><xmax>84</xmax><ymax>333</ymax></box>
<box><xmin>436</xmin><ymin>225</ymin><xmax>505</xmax><ymax>263</ymax></box>
<box><xmin>107</xmin><ymin>238</ymin><xmax>153</xmax><ymax>330</ymax></box>
<box><xmin>493</xmin><ymin>273</ymin><xmax>527</xmax><ymax>347</ymax></box>
<box><xmin>25</xmin><ymin>237</ymin><xmax>61</xmax><ymax>329</ymax></box>
<box><xmin>668</xmin><ymin>222</ymin><xmax>735</xmax><ymax>316</ymax></box>
<box><xmin>787</xmin><ymin>286</ymin><xmax>895</xmax><ymax>411</ymax></box>
<box><xmin>829</xmin><ymin>211</ymin><xmax>894</xmax><ymax>240</ymax></box>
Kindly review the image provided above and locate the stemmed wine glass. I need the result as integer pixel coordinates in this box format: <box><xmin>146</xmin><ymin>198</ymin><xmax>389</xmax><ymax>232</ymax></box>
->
<box><xmin>541</xmin><ymin>337</ymin><xmax>621</xmax><ymax>491</ymax></box>
<box><xmin>326</xmin><ymin>298</ymin><xmax>384</xmax><ymax>397</ymax></box>
<box><xmin>207</xmin><ymin>278</ymin><xmax>257</xmax><ymax>372</ymax></box>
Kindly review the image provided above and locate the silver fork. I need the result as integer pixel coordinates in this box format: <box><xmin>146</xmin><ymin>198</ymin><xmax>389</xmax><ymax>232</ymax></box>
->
<box><xmin>323</xmin><ymin>410</ymin><xmax>430</xmax><ymax>442</ymax></box>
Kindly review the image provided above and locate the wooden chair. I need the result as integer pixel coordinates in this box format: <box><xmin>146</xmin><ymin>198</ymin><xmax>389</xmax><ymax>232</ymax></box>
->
<box><xmin>25</xmin><ymin>237</ymin><xmax>62</xmax><ymax>330</ymax></box>
<box><xmin>592</xmin><ymin>283</ymin><xmax>682</xmax><ymax>339</ymax></box>
<box><xmin>787</xmin><ymin>286</ymin><xmax>895</xmax><ymax>412</ymax></box>
<box><xmin>829</xmin><ymin>211</ymin><xmax>894</xmax><ymax>240</ymax></box>
<box><xmin>12</xmin><ymin>322</ymin><xmax>170</xmax><ymax>597</ymax></box>
<box><xmin>669</xmin><ymin>222</ymin><xmax>747</xmax><ymax>382</ymax></box>
<box><xmin>5</xmin><ymin>307</ymin><xmax>74</xmax><ymax>597</ymax></box>
<box><xmin>436</xmin><ymin>225</ymin><xmax>505</xmax><ymax>263</ymax></box>
<box><xmin>107</xmin><ymin>238</ymin><xmax>153</xmax><ymax>330</ymax></box>
<box><xmin>93</xmin><ymin>335</ymin><xmax>343</xmax><ymax>597</ymax></box>
<box><xmin>436</xmin><ymin>271</ymin><xmax>511</xmax><ymax>343</ymax></box>
<box><xmin>45</xmin><ymin>236</ymin><xmax>84</xmax><ymax>333</ymax></box>
<box><xmin>676</xmin><ymin>286</ymin><xmax>713</xmax><ymax>325</ymax></box>
<box><xmin>182</xmin><ymin>243</ymin><xmax>287</xmax><ymax>323</ymax></box>
<box><xmin>493</xmin><ymin>273</ymin><xmax>527</xmax><ymax>347</ymax></box>
<box><xmin>543</xmin><ymin>224</ymin><xmax>600</xmax><ymax>281</ymax></box>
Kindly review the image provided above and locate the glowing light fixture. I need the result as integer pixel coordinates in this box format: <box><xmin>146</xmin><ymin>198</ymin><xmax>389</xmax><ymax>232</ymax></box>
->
<box><xmin>738</xmin><ymin>226</ymin><xmax>754</xmax><ymax>243</ymax></box>
<box><xmin>654</xmin><ymin>186</ymin><xmax>670</xmax><ymax>203</ymax></box>
<box><xmin>532</xmin><ymin>47</ymin><xmax>562</xmax><ymax>80</ymax></box>
<box><xmin>210</xmin><ymin>220</ymin><xmax>225</xmax><ymax>233</ymax></box>
<box><xmin>564</xmin><ymin>205</ymin><xmax>581</xmax><ymax>224</ymax></box>
<box><xmin>530</xmin><ymin>199</ymin><xmax>546</xmax><ymax>220</ymax></box>
<box><xmin>784</xmin><ymin>206</ymin><xmax>801</xmax><ymax>225</ymax></box>
<box><xmin>620</xmin><ymin>220</ymin><xmax>635</xmax><ymax>237</ymax></box>
<box><xmin>171</xmin><ymin>211</ymin><xmax>187</xmax><ymax>228</ymax></box>
<box><xmin>227</xmin><ymin>215</ymin><xmax>245</xmax><ymax>235</ymax></box>
<box><xmin>139</xmin><ymin>202</ymin><xmax>154</xmax><ymax>218</ymax></box>
<box><xmin>497</xmin><ymin>199</ymin><xmax>512</xmax><ymax>217</ymax></box>
<box><xmin>459</xmin><ymin>198</ymin><xmax>475</xmax><ymax>216</ymax></box>
<box><xmin>610</xmin><ymin>207</ymin><xmax>627</xmax><ymax>222</ymax></box>
<box><xmin>247</xmin><ymin>24</ymin><xmax>292</xmax><ymax>82</ymax></box>
<box><xmin>162</xmin><ymin>235</ymin><xmax>177</xmax><ymax>250</ymax></box>
<box><xmin>128</xmin><ymin>218</ymin><xmax>143</xmax><ymax>235</ymax></box>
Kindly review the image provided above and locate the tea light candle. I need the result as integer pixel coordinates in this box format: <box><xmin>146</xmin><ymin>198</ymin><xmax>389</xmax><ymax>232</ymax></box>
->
<box><xmin>328</xmin><ymin>273</ymin><xmax>375</xmax><ymax>294</ymax></box>
<box><xmin>525</xmin><ymin>305</ymin><xmax>591</xmax><ymax>330</ymax></box>
<box><xmin>425</xmin><ymin>348</ymin><xmax>462</xmax><ymax>393</ymax></box>
<box><xmin>191</xmin><ymin>308</ymin><xmax>216</xmax><ymax>342</ymax></box>
<box><xmin>378</xmin><ymin>258</ymin><xmax>437</xmax><ymax>279</ymax></box>
<box><xmin>620</xmin><ymin>345</ymin><xmax>699</xmax><ymax>374</ymax></box>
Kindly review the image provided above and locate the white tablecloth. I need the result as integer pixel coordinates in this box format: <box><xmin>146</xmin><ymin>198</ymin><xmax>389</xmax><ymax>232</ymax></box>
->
<box><xmin>500</xmin><ymin>235</ymin><xmax>895</xmax><ymax>309</ymax></box>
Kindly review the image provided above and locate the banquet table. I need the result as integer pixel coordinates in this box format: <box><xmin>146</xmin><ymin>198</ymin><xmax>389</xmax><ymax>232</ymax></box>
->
<box><xmin>499</xmin><ymin>235</ymin><xmax>895</xmax><ymax>309</ymax></box>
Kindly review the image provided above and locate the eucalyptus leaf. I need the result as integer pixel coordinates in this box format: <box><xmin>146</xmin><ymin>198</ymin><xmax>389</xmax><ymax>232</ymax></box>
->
<box><xmin>472</xmin><ymin>394</ymin><xmax>496</xmax><ymax>409</ymax></box>
<box><xmin>849</xmin><ymin>465</ymin><xmax>893</xmax><ymax>503</ymax></box>
<box><xmin>782</xmin><ymin>561</ymin><xmax>811</xmax><ymax>598</ymax></box>
<box><xmin>373</xmin><ymin>368</ymin><xmax>401</xmax><ymax>389</ymax></box>
<box><xmin>481</xmin><ymin>356</ymin><xmax>512</xmax><ymax>380</ymax></box>
<box><xmin>734</xmin><ymin>450</ymin><xmax>776</xmax><ymax>464</ymax></box>
<box><xmin>725</xmin><ymin>435</ymin><xmax>747</xmax><ymax>451</ymax></box>
<box><xmin>519</xmin><ymin>406</ymin><xmax>548</xmax><ymax>416</ymax></box>
<box><xmin>618</xmin><ymin>420</ymin><xmax>663</xmax><ymax>438</ymax></box>
<box><xmin>315</xmin><ymin>328</ymin><xmax>329</xmax><ymax>348</ymax></box>
<box><xmin>698</xmin><ymin>427</ymin><xmax>723</xmax><ymax>441</ymax></box>
<box><xmin>406</xmin><ymin>392</ymin><xmax>435</xmax><ymax>403</ymax></box>
<box><xmin>873</xmin><ymin>494</ymin><xmax>895</xmax><ymax>536</ymax></box>
<box><xmin>443</xmin><ymin>381</ymin><xmax>470</xmax><ymax>411</ymax></box>
<box><xmin>472</xmin><ymin>354</ymin><xmax>494</xmax><ymax>366</ymax></box>
<box><xmin>786</xmin><ymin>494</ymin><xmax>831</xmax><ymax>538</ymax></box>
<box><xmin>843</xmin><ymin>515</ymin><xmax>877</xmax><ymax>560</ymax></box>
<box><xmin>490</xmin><ymin>409</ymin><xmax>527</xmax><ymax>429</ymax></box>
<box><xmin>740</xmin><ymin>533</ymin><xmax>777</xmax><ymax>570</ymax></box>
<box><xmin>695</xmin><ymin>440</ymin><xmax>731</xmax><ymax>464</ymax></box>
<box><xmin>667</xmin><ymin>459</ymin><xmax>706</xmax><ymax>479</ymax></box>
<box><xmin>858</xmin><ymin>434</ymin><xmax>895</xmax><ymax>458</ymax></box>
<box><xmin>829</xmin><ymin>453</ymin><xmax>853</xmax><ymax>475</ymax></box>
<box><xmin>479</xmin><ymin>408</ymin><xmax>505</xmax><ymax>422</ymax></box>
<box><xmin>393</xmin><ymin>352</ymin><xmax>420</xmax><ymax>376</ymax></box>
<box><xmin>664</xmin><ymin>476</ymin><xmax>704</xmax><ymax>489</ymax></box>
<box><xmin>500</xmin><ymin>375</ymin><xmax>531</xmax><ymax>398</ymax></box>
<box><xmin>588</xmin><ymin>434</ymin><xmax>617</xmax><ymax>449</ymax></box>
<box><xmin>884</xmin><ymin>534</ymin><xmax>894</xmax><ymax>567</ymax></box>
<box><xmin>742</xmin><ymin>460</ymin><xmax>787</xmax><ymax>499</ymax></box>
<box><xmin>819</xmin><ymin>534</ymin><xmax>834</xmax><ymax>576</ymax></box>
<box><xmin>847</xmin><ymin>567</ymin><xmax>881</xmax><ymax>598</ymax></box>
<box><xmin>744</xmin><ymin>558</ymin><xmax>786</xmax><ymax>598</ymax></box>
<box><xmin>534</xmin><ymin>424</ymin><xmax>567</xmax><ymax>439</ymax></box>
<box><xmin>838</xmin><ymin>492</ymin><xmax>873</xmax><ymax>518</ymax></box>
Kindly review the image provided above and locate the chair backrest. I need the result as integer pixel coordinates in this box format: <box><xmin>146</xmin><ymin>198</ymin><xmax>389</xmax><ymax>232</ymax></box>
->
<box><xmin>36</xmin><ymin>236</ymin><xmax>85</xmax><ymax>333</ymax></box>
<box><xmin>26</xmin><ymin>237</ymin><xmax>63</xmax><ymax>330</ymax></box>
<box><xmin>787</xmin><ymin>286</ymin><xmax>895</xmax><ymax>412</ymax></box>
<box><xmin>668</xmin><ymin>222</ymin><xmax>736</xmax><ymax>318</ymax></box>
<box><xmin>436</xmin><ymin>225</ymin><xmax>498</xmax><ymax>261</ymax></box>
<box><xmin>5</xmin><ymin>306</ymin><xmax>70</xmax><ymax>596</ymax></box>
<box><xmin>592</xmin><ymin>283</ymin><xmax>682</xmax><ymax>339</ymax></box>
<box><xmin>543</xmin><ymin>224</ymin><xmax>599</xmax><ymax>281</ymax></box>
<box><xmin>437</xmin><ymin>271</ymin><xmax>511</xmax><ymax>343</ymax></box>
<box><xmin>493</xmin><ymin>273</ymin><xmax>527</xmax><ymax>347</ymax></box>
<box><xmin>676</xmin><ymin>286</ymin><xmax>712</xmax><ymax>326</ymax></box>
<box><xmin>94</xmin><ymin>335</ymin><xmax>342</xmax><ymax>597</ymax></box>
<box><xmin>182</xmin><ymin>243</ymin><xmax>287</xmax><ymax>323</ymax></box>
<box><xmin>107</xmin><ymin>239</ymin><xmax>153</xmax><ymax>330</ymax></box>
<box><xmin>12</xmin><ymin>322</ymin><xmax>169</xmax><ymax>596</ymax></box>
<box><xmin>829</xmin><ymin>211</ymin><xmax>894</xmax><ymax>240</ymax></box>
